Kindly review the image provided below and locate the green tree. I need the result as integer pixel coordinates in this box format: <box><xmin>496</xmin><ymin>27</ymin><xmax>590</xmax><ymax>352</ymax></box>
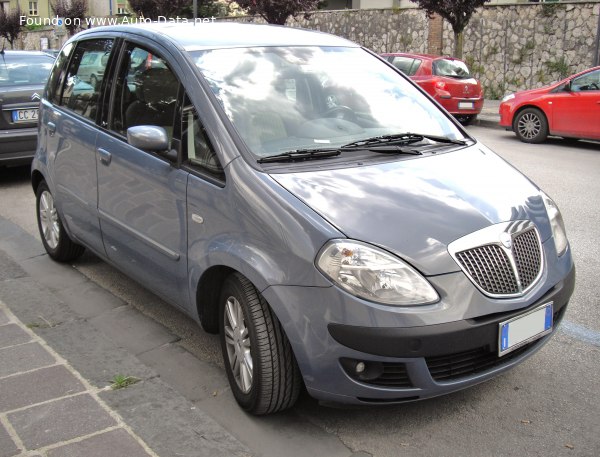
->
<box><xmin>410</xmin><ymin>0</ymin><xmax>490</xmax><ymax>58</ymax></box>
<box><xmin>52</xmin><ymin>0</ymin><xmax>88</xmax><ymax>36</ymax></box>
<box><xmin>0</xmin><ymin>5</ymin><xmax>23</xmax><ymax>49</ymax></box>
<box><xmin>232</xmin><ymin>0</ymin><xmax>322</xmax><ymax>25</ymax></box>
<box><xmin>129</xmin><ymin>0</ymin><xmax>223</xmax><ymax>20</ymax></box>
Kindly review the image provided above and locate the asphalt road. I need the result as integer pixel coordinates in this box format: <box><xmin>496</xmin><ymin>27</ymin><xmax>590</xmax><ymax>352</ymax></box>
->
<box><xmin>0</xmin><ymin>127</ymin><xmax>599</xmax><ymax>457</ymax></box>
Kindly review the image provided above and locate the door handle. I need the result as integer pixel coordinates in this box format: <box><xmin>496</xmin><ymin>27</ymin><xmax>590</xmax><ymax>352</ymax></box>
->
<box><xmin>97</xmin><ymin>148</ymin><xmax>112</xmax><ymax>166</ymax></box>
<box><xmin>47</xmin><ymin>122</ymin><xmax>56</xmax><ymax>136</ymax></box>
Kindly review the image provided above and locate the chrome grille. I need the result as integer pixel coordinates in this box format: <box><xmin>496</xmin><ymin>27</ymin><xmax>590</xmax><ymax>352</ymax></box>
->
<box><xmin>456</xmin><ymin>245</ymin><xmax>518</xmax><ymax>294</ymax></box>
<box><xmin>452</xmin><ymin>223</ymin><xmax>543</xmax><ymax>298</ymax></box>
<box><xmin>513</xmin><ymin>229</ymin><xmax>542</xmax><ymax>289</ymax></box>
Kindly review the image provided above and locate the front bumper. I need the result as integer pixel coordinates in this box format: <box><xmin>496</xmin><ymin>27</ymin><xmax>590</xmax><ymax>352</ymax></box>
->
<box><xmin>263</xmin><ymin>255</ymin><xmax>574</xmax><ymax>405</ymax></box>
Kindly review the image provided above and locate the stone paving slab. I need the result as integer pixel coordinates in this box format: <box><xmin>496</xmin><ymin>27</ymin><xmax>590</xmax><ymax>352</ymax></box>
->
<box><xmin>34</xmin><ymin>318</ymin><xmax>156</xmax><ymax>389</ymax></box>
<box><xmin>0</xmin><ymin>364</ymin><xmax>85</xmax><ymax>412</ymax></box>
<box><xmin>7</xmin><ymin>394</ymin><xmax>117</xmax><ymax>450</ymax></box>
<box><xmin>0</xmin><ymin>323</ymin><xmax>32</xmax><ymax>348</ymax></box>
<box><xmin>46</xmin><ymin>429</ymin><xmax>153</xmax><ymax>457</ymax></box>
<box><xmin>0</xmin><ymin>342</ymin><xmax>55</xmax><ymax>378</ymax></box>
<box><xmin>100</xmin><ymin>377</ymin><xmax>250</xmax><ymax>457</ymax></box>
<box><xmin>0</xmin><ymin>423</ymin><xmax>19</xmax><ymax>457</ymax></box>
<box><xmin>0</xmin><ymin>309</ymin><xmax>8</xmax><ymax>326</ymax></box>
<box><xmin>53</xmin><ymin>279</ymin><xmax>127</xmax><ymax>319</ymax></box>
<box><xmin>0</xmin><ymin>250</ymin><xmax>27</xmax><ymax>281</ymax></box>
<box><xmin>90</xmin><ymin>305</ymin><xmax>180</xmax><ymax>356</ymax></box>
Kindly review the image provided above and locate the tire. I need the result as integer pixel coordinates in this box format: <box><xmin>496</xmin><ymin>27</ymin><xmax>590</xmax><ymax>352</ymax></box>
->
<box><xmin>219</xmin><ymin>273</ymin><xmax>301</xmax><ymax>415</ymax></box>
<box><xmin>513</xmin><ymin>107</ymin><xmax>548</xmax><ymax>143</ymax></box>
<box><xmin>36</xmin><ymin>181</ymin><xmax>85</xmax><ymax>262</ymax></box>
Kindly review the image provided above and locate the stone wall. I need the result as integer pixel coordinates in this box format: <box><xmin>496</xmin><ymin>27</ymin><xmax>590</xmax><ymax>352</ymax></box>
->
<box><xmin>10</xmin><ymin>28</ymin><xmax>68</xmax><ymax>52</ymax></box>
<box><xmin>227</xmin><ymin>2</ymin><xmax>600</xmax><ymax>98</ymax></box>
<box><xmin>441</xmin><ymin>2</ymin><xmax>600</xmax><ymax>97</ymax></box>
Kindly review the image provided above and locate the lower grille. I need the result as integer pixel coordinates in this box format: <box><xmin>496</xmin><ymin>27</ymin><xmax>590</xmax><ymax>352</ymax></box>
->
<box><xmin>426</xmin><ymin>341</ymin><xmax>538</xmax><ymax>382</ymax></box>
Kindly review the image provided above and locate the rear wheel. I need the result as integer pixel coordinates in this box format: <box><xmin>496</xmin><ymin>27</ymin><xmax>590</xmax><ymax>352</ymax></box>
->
<box><xmin>514</xmin><ymin>108</ymin><xmax>548</xmax><ymax>143</ymax></box>
<box><xmin>36</xmin><ymin>181</ymin><xmax>85</xmax><ymax>262</ymax></box>
<box><xmin>219</xmin><ymin>273</ymin><xmax>301</xmax><ymax>415</ymax></box>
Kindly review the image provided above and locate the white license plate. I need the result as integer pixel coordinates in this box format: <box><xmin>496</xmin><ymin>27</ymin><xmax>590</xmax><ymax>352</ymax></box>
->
<box><xmin>12</xmin><ymin>109</ymin><xmax>38</xmax><ymax>123</ymax></box>
<box><xmin>458</xmin><ymin>101</ymin><xmax>474</xmax><ymax>110</ymax></box>
<box><xmin>498</xmin><ymin>302</ymin><xmax>553</xmax><ymax>356</ymax></box>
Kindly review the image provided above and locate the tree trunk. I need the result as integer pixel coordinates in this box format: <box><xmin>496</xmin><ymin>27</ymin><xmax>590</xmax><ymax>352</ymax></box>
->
<box><xmin>453</xmin><ymin>31</ymin><xmax>463</xmax><ymax>59</ymax></box>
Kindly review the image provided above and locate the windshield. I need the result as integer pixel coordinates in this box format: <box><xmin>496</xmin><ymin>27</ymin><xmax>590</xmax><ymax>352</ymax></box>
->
<box><xmin>191</xmin><ymin>47</ymin><xmax>465</xmax><ymax>159</ymax></box>
<box><xmin>432</xmin><ymin>58</ymin><xmax>472</xmax><ymax>79</ymax></box>
<box><xmin>0</xmin><ymin>54</ymin><xmax>54</xmax><ymax>87</ymax></box>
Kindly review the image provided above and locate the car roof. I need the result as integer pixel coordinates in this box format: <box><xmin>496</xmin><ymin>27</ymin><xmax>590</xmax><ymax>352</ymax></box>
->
<box><xmin>74</xmin><ymin>22</ymin><xmax>358</xmax><ymax>51</ymax></box>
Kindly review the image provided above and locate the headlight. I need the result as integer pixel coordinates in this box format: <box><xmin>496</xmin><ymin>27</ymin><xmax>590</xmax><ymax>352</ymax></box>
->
<box><xmin>316</xmin><ymin>240</ymin><xmax>439</xmax><ymax>306</ymax></box>
<box><xmin>542</xmin><ymin>192</ymin><xmax>568</xmax><ymax>256</ymax></box>
<box><xmin>501</xmin><ymin>93</ymin><xmax>515</xmax><ymax>103</ymax></box>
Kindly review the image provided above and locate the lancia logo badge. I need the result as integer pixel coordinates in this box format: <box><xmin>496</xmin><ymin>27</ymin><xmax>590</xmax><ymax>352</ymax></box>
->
<box><xmin>500</xmin><ymin>232</ymin><xmax>512</xmax><ymax>249</ymax></box>
<box><xmin>31</xmin><ymin>93</ymin><xmax>41</xmax><ymax>101</ymax></box>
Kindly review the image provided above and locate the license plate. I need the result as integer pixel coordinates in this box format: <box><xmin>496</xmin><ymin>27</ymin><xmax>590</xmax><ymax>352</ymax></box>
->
<box><xmin>499</xmin><ymin>302</ymin><xmax>553</xmax><ymax>356</ymax></box>
<box><xmin>458</xmin><ymin>101</ymin><xmax>474</xmax><ymax>110</ymax></box>
<box><xmin>12</xmin><ymin>109</ymin><xmax>38</xmax><ymax>123</ymax></box>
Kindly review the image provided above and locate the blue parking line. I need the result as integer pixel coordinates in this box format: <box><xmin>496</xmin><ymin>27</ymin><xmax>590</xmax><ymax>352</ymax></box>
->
<box><xmin>560</xmin><ymin>321</ymin><xmax>600</xmax><ymax>347</ymax></box>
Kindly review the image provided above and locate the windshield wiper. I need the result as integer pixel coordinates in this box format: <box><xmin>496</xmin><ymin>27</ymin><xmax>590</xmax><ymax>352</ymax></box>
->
<box><xmin>257</xmin><ymin>148</ymin><xmax>341</xmax><ymax>164</ymax></box>
<box><xmin>342</xmin><ymin>133</ymin><xmax>467</xmax><ymax>149</ymax></box>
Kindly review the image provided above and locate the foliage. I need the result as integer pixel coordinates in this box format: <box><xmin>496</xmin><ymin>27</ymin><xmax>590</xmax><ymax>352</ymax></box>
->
<box><xmin>410</xmin><ymin>0</ymin><xmax>490</xmax><ymax>58</ymax></box>
<box><xmin>0</xmin><ymin>5</ymin><xmax>23</xmax><ymax>49</ymax></box>
<box><xmin>52</xmin><ymin>0</ymin><xmax>87</xmax><ymax>36</ymax></box>
<box><xmin>232</xmin><ymin>0</ymin><xmax>322</xmax><ymax>25</ymax></box>
<box><xmin>545</xmin><ymin>56</ymin><xmax>570</xmax><ymax>79</ymax></box>
<box><xmin>110</xmin><ymin>374</ymin><xmax>140</xmax><ymax>390</ymax></box>
<box><xmin>129</xmin><ymin>0</ymin><xmax>224</xmax><ymax>20</ymax></box>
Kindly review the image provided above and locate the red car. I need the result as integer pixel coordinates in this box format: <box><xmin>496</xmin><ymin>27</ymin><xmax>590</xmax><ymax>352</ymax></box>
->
<box><xmin>499</xmin><ymin>66</ymin><xmax>600</xmax><ymax>143</ymax></box>
<box><xmin>382</xmin><ymin>52</ymin><xmax>483</xmax><ymax>124</ymax></box>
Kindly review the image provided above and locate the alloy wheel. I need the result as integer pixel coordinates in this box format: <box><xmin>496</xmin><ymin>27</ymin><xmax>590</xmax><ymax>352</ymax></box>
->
<box><xmin>223</xmin><ymin>296</ymin><xmax>253</xmax><ymax>393</ymax></box>
<box><xmin>517</xmin><ymin>112</ymin><xmax>541</xmax><ymax>140</ymax></box>
<box><xmin>39</xmin><ymin>190</ymin><xmax>60</xmax><ymax>249</ymax></box>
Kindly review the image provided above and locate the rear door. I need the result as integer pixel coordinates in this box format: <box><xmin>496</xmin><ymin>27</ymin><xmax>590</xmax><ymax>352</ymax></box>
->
<box><xmin>40</xmin><ymin>39</ymin><xmax>115</xmax><ymax>255</ymax></box>
<box><xmin>95</xmin><ymin>41</ymin><xmax>190</xmax><ymax>307</ymax></box>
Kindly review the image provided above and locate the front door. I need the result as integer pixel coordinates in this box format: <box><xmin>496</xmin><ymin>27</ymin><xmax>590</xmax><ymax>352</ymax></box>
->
<box><xmin>96</xmin><ymin>42</ymin><xmax>189</xmax><ymax>306</ymax></box>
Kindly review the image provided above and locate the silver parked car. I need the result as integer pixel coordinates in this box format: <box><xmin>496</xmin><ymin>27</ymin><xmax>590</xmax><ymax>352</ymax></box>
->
<box><xmin>32</xmin><ymin>23</ymin><xmax>575</xmax><ymax>415</ymax></box>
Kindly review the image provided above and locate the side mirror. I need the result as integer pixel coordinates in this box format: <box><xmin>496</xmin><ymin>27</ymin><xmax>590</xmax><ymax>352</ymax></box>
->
<box><xmin>127</xmin><ymin>125</ymin><xmax>169</xmax><ymax>152</ymax></box>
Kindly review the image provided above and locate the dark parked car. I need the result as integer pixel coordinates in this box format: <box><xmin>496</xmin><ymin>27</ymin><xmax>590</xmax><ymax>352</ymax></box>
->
<box><xmin>499</xmin><ymin>66</ymin><xmax>600</xmax><ymax>143</ymax></box>
<box><xmin>33</xmin><ymin>23</ymin><xmax>574</xmax><ymax>415</ymax></box>
<box><xmin>382</xmin><ymin>52</ymin><xmax>483</xmax><ymax>124</ymax></box>
<box><xmin>0</xmin><ymin>50</ymin><xmax>55</xmax><ymax>167</ymax></box>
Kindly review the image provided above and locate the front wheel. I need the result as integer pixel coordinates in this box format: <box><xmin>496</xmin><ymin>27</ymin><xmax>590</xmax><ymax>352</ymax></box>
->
<box><xmin>514</xmin><ymin>108</ymin><xmax>548</xmax><ymax>143</ymax></box>
<box><xmin>36</xmin><ymin>181</ymin><xmax>85</xmax><ymax>262</ymax></box>
<box><xmin>219</xmin><ymin>273</ymin><xmax>301</xmax><ymax>415</ymax></box>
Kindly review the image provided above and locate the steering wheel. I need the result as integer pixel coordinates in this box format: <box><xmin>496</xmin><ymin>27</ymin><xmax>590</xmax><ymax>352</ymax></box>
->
<box><xmin>322</xmin><ymin>105</ymin><xmax>357</xmax><ymax>122</ymax></box>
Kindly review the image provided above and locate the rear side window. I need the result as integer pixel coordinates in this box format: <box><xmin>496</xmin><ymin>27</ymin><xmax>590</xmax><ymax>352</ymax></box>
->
<box><xmin>389</xmin><ymin>56</ymin><xmax>421</xmax><ymax>76</ymax></box>
<box><xmin>59</xmin><ymin>39</ymin><xmax>113</xmax><ymax>121</ymax></box>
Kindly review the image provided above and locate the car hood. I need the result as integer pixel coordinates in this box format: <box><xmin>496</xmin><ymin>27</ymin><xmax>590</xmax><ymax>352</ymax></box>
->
<box><xmin>271</xmin><ymin>144</ymin><xmax>549</xmax><ymax>275</ymax></box>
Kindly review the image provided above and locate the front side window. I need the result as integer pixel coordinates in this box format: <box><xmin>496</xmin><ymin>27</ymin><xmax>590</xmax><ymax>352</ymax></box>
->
<box><xmin>182</xmin><ymin>96</ymin><xmax>224</xmax><ymax>182</ymax></box>
<box><xmin>571</xmin><ymin>69</ymin><xmax>600</xmax><ymax>92</ymax></box>
<box><xmin>60</xmin><ymin>39</ymin><xmax>113</xmax><ymax>121</ymax></box>
<box><xmin>111</xmin><ymin>44</ymin><xmax>179</xmax><ymax>144</ymax></box>
<box><xmin>192</xmin><ymin>46</ymin><xmax>464</xmax><ymax>160</ymax></box>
